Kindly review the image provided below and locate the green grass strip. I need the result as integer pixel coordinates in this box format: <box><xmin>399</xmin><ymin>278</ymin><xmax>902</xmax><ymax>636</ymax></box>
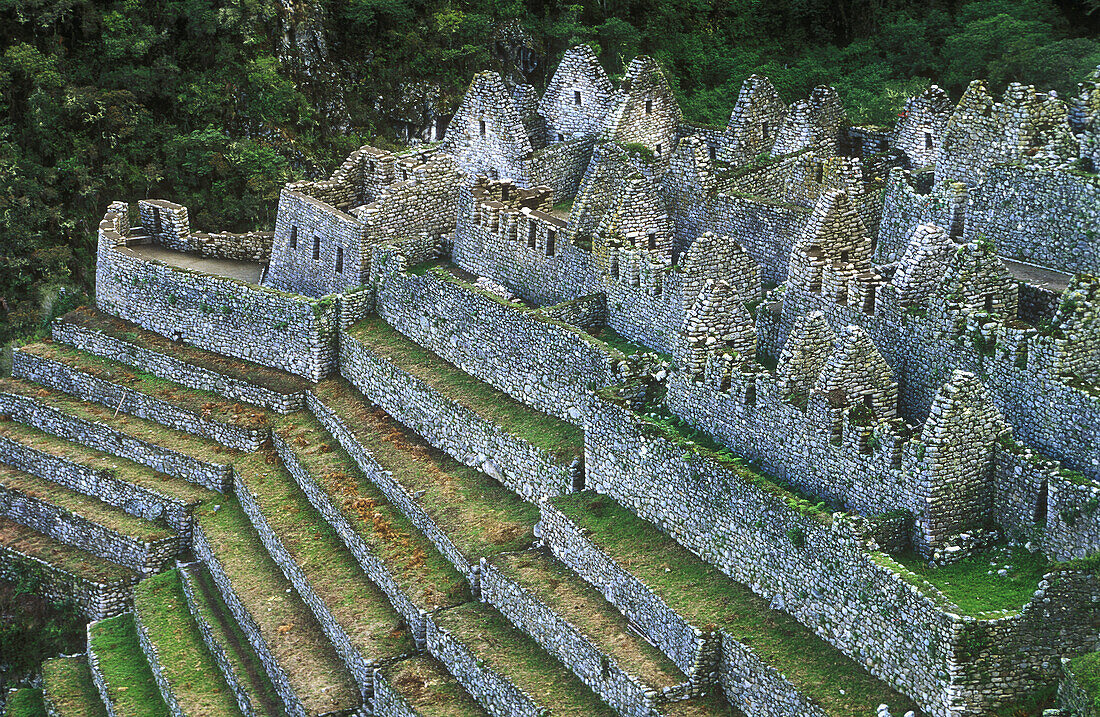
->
<box><xmin>5</xmin><ymin>689</ymin><xmax>46</xmax><ymax>717</ymax></box>
<box><xmin>379</xmin><ymin>656</ymin><xmax>487</xmax><ymax>717</ymax></box>
<box><xmin>552</xmin><ymin>493</ymin><xmax>921</xmax><ymax>717</ymax></box>
<box><xmin>346</xmin><ymin>317</ymin><xmax>582</xmax><ymax>460</ymax></box>
<box><xmin>88</xmin><ymin>614</ymin><xmax>170</xmax><ymax>717</ymax></box>
<box><xmin>894</xmin><ymin>545</ymin><xmax>1050</xmax><ymax>616</ymax></box>
<box><xmin>134</xmin><ymin>569</ymin><xmax>245</xmax><ymax>717</ymax></box>
<box><xmin>41</xmin><ymin>657</ymin><xmax>108</xmax><ymax>717</ymax></box>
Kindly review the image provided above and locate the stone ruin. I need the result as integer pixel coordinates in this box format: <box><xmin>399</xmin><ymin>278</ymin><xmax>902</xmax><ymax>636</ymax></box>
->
<box><xmin>9</xmin><ymin>46</ymin><xmax>1100</xmax><ymax>717</ymax></box>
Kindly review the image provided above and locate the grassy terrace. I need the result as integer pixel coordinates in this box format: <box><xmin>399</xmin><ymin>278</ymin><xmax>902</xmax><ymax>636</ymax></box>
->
<box><xmin>88</xmin><ymin>614</ymin><xmax>170</xmax><ymax>717</ymax></box>
<box><xmin>58</xmin><ymin>308</ymin><xmax>309</xmax><ymax>397</ymax></box>
<box><xmin>491</xmin><ymin>550</ymin><xmax>685</xmax><ymax>688</ymax></box>
<box><xmin>0</xmin><ymin>516</ymin><xmax>137</xmax><ymax>583</ymax></box>
<box><xmin>553</xmin><ymin>492</ymin><xmax>922</xmax><ymax>717</ymax></box>
<box><xmin>1069</xmin><ymin>651</ymin><xmax>1100</xmax><ymax>710</ymax></box>
<box><xmin>312</xmin><ymin>380</ymin><xmax>539</xmax><ymax>560</ymax></box>
<box><xmin>181</xmin><ymin>565</ymin><xmax>283</xmax><ymax>717</ymax></box>
<box><xmin>229</xmin><ymin>447</ymin><xmax>416</xmax><ymax>660</ymax></box>
<box><xmin>0</xmin><ymin>379</ymin><xmax>239</xmax><ymax>472</ymax></box>
<box><xmin>346</xmin><ymin>316</ymin><xmax>583</xmax><ymax>460</ymax></box>
<box><xmin>0</xmin><ymin>464</ymin><xmax>174</xmax><ymax>543</ymax></box>
<box><xmin>134</xmin><ymin>570</ymin><xmax>244</xmax><ymax>717</ymax></box>
<box><xmin>5</xmin><ymin>689</ymin><xmax>46</xmax><ymax>717</ymax></box>
<box><xmin>432</xmin><ymin>602</ymin><xmax>617</xmax><ymax>717</ymax></box>
<box><xmin>0</xmin><ymin>417</ymin><xmax>211</xmax><ymax>504</ymax></box>
<box><xmin>893</xmin><ymin>545</ymin><xmax>1051</xmax><ymax>616</ymax></box>
<box><xmin>273</xmin><ymin>411</ymin><xmax>468</xmax><ymax>610</ymax></box>
<box><xmin>42</xmin><ymin>657</ymin><xmax>108</xmax><ymax>717</ymax></box>
<box><xmin>16</xmin><ymin>343</ymin><xmax>270</xmax><ymax>431</ymax></box>
<box><xmin>660</xmin><ymin>694</ymin><xmax>742</xmax><ymax>717</ymax></box>
<box><xmin>379</xmin><ymin>657</ymin><xmax>487</xmax><ymax>717</ymax></box>
<box><xmin>193</xmin><ymin>497</ymin><xmax>360</xmax><ymax>715</ymax></box>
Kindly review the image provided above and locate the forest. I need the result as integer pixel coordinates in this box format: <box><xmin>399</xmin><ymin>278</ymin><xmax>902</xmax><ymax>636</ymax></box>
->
<box><xmin>0</xmin><ymin>0</ymin><xmax>1097</xmax><ymax>343</ymax></box>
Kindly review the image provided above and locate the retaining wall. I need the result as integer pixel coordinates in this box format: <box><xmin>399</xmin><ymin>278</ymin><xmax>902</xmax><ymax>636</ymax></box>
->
<box><xmin>0</xmin><ymin>543</ymin><xmax>136</xmax><ymax>619</ymax></box>
<box><xmin>132</xmin><ymin>605</ymin><xmax>185</xmax><ymax>717</ymax></box>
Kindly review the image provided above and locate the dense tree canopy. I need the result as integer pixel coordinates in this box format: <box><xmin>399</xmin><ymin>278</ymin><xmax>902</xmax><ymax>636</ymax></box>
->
<box><xmin>0</xmin><ymin>0</ymin><xmax>1097</xmax><ymax>341</ymax></box>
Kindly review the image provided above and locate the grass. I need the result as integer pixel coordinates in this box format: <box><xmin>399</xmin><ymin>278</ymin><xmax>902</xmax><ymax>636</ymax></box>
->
<box><xmin>272</xmin><ymin>411</ymin><xmax>468</xmax><ymax>610</ymax></box>
<box><xmin>0</xmin><ymin>379</ymin><xmax>237</xmax><ymax>478</ymax></box>
<box><xmin>1069</xmin><ymin>651</ymin><xmax>1100</xmax><ymax>711</ymax></box>
<box><xmin>41</xmin><ymin>657</ymin><xmax>108</xmax><ymax>717</ymax></box>
<box><xmin>133</xmin><ymin>570</ymin><xmax>245</xmax><ymax>717</ymax></box>
<box><xmin>228</xmin><ymin>446</ymin><xmax>417</xmax><ymax>659</ymax></box>
<box><xmin>432</xmin><ymin>603</ymin><xmax>617</xmax><ymax>717</ymax></box>
<box><xmin>312</xmin><ymin>380</ymin><xmax>539</xmax><ymax>561</ymax></box>
<box><xmin>552</xmin><ymin>492</ymin><xmax>922</xmax><ymax>717</ymax></box>
<box><xmin>660</xmin><ymin>694</ymin><xmax>743</xmax><ymax>717</ymax></box>
<box><xmin>379</xmin><ymin>657</ymin><xmax>487</xmax><ymax>717</ymax></box>
<box><xmin>88</xmin><ymin>614</ymin><xmax>171</xmax><ymax>717</ymax></box>
<box><xmin>180</xmin><ymin>566</ymin><xmax>283</xmax><ymax>717</ymax></box>
<box><xmin>5</xmin><ymin>689</ymin><xmax>46</xmax><ymax>717</ymax></box>
<box><xmin>346</xmin><ymin>316</ymin><xmax>583</xmax><ymax>460</ymax></box>
<box><xmin>0</xmin><ymin>464</ymin><xmax>175</xmax><ymax>543</ymax></box>
<box><xmin>587</xmin><ymin>325</ymin><xmax>662</xmax><ymax>359</ymax></box>
<box><xmin>193</xmin><ymin>496</ymin><xmax>361</xmax><ymax>715</ymax></box>
<box><xmin>58</xmin><ymin>308</ymin><xmax>308</xmax><ymax>397</ymax></box>
<box><xmin>0</xmin><ymin>516</ymin><xmax>137</xmax><ymax>583</ymax></box>
<box><xmin>16</xmin><ymin>343</ymin><xmax>270</xmax><ymax>431</ymax></box>
<box><xmin>492</xmin><ymin>550</ymin><xmax>685</xmax><ymax>687</ymax></box>
<box><xmin>0</xmin><ymin>417</ymin><xmax>211</xmax><ymax>504</ymax></box>
<box><xmin>893</xmin><ymin>545</ymin><xmax>1051</xmax><ymax>616</ymax></box>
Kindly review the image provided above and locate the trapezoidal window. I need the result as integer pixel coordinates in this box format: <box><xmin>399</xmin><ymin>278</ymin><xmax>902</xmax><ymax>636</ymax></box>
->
<box><xmin>645</xmin><ymin>99</ymin><xmax>653</xmax><ymax>114</ymax></box>
<box><xmin>647</xmin><ymin>231</ymin><xmax>657</xmax><ymax>251</ymax></box>
<box><xmin>984</xmin><ymin>294</ymin><xmax>994</xmax><ymax>312</ymax></box>
<box><xmin>709</xmin><ymin>146</ymin><xmax>716</xmax><ymax>160</ymax></box>
<box><xmin>312</xmin><ymin>235</ymin><xmax>320</xmax><ymax>260</ymax></box>
<box><xmin>815</xmin><ymin>162</ymin><xmax>824</xmax><ymax>183</ymax></box>
<box><xmin>924</xmin><ymin>132</ymin><xmax>933</xmax><ymax>150</ymax></box>
<box><xmin>528</xmin><ymin>223</ymin><xmax>537</xmax><ymax>249</ymax></box>
<box><xmin>546</xmin><ymin>230</ymin><xmax>556</xmax><ymax>256</ymax></box>
<box><xmin>557</xmin><ymin>133</ymin><xmax>564</xmax><ymax>142</ymax></box>
<box><xmin>335</xmin><ymin>246</ymin><xmax>343</xmax><ymax>274</ymax></box>
<box><xmin>574</xmin><ymin>90</ymin><xmax>582</xmax><ymax>105</ymax></box>
<box><xmin>655</xmin><ymin>143</ymin><xmax>662</xmax><ymax>156</ymax></box>
<box><xmin>152</xmin><ymin>207</ymin><xmax>162</xmax><ymax>233</ymax></box>
<box><xmin>761</xmin><ymin>121</ymin><xmax>769</xmax><ymax>140</ymax></box>
<box><xmin>479</xmin><ymin>120</ymin><xmax>486</xmax><ymax>136</ymax></box>
<box><xmin>289</xmin><ymin>226</ymin><xmax>298</xmax><ymax>250</ymax></box>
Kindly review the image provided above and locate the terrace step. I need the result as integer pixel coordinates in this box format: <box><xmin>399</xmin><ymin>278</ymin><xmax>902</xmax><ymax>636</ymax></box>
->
<box><xmin>270</xmin><ymin>411</ymin><xmax>469</xmax><ymax>625</ymax></box>
<box><xmin>340</xmin><ymin>317</ymin><xmax>584</xmax><ymax>501</ymax></box>
<box><xmin>228</xmin><ymin>444</ymin><xmax>417</xmax><ymax>688</ymax></box>
<box><xmin>0</xmin><ymin>378</ymin><xmax>235</xmax><ymax>493</ymax></box>
<box><xmin>545</xmin><ymin>493</ymin><xmax>923</xmax><ymax>717</ymax></box>
<box><xmin>0</xmin><ymin>464</ymin><xmax>179</xmax><ymax>575</ymax></box>
<box><xmin>52</xmin><ymin>308</ymin><xmax>308</xmax><ymax>414</ymax></box>
<box><xmin>4</xmin><ymin>688</ymin><xmax>46</xmax><ymax>717</ymax></box>
<box><xmin>0</xmin><ymin>516</ymin><xmax>138</xmax><ymax>618</ymax></box>
<box><xmin>133</xmin><ymin>569</ymin><xmax>246</xmax><ymax>717</ymax></box>
<box><xmin>12</xmin><ymin>344</ymin><xmax>270</xmax><ymax>452</ymax></box>
<box><xmin>41</xmin><ymin>656</ymin><xmax>109</xmax><ymax>717</ymax></box>
<box><xmin>308</xmin><ymin>379</ymin><xmax>539</xmax><ymax>578</ymax></box>
<box><xmin>87</xmin><ymin>614</ymin><xmax>171</xmax><ymax>717</ymax></box>
<box><xmin>178</xmin><ymin>563</ymin><xmax>284</xmax><ymax>717</ymax></box>
<box><xmin>373</xmin><ymin>656</ymin><xmax>488</xmax><ymax>717</ymax></box>
<box><xmin>0</xmin><ymin>416</ymin><xmax>208</xmax><ymax>533</ymax></box>
<box><xmin>483</xmin><ymin>549</ymin><xmax>722</xmax><ymax>716</ymax></box>
<box><xmin>192</xmin><ymin>496</ymin><xmax>362</xmax><ymax>717</ymax></box>
<box><xmin>429</xmin><ymin>602</ymin><xmax>620</xmax><ymax>717</ymax></box>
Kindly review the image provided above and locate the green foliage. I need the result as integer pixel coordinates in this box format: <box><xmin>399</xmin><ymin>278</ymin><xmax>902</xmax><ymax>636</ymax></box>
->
<box><xmin>0</xmin><ymin>579</ymin><xmax>84</xmax><ymax>681</ymax></box>
<box><xmin>4</xmin><ymin>688</ymin><xmax>46</xmax><ymax>717</ymax></box>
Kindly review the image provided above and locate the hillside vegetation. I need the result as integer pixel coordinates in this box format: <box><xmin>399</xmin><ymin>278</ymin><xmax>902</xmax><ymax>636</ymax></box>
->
<box><xmin>1</xmin><ymin>0</ymin><xmax>1097</xmax><ymax>341</ymax></box>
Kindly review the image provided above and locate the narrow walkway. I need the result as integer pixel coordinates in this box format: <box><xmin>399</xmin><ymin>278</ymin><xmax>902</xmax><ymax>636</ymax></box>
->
<box><xmin>1002</xmin><ymin>257</ymin><xmax>1072</xmax><ymax>293</ymax></box>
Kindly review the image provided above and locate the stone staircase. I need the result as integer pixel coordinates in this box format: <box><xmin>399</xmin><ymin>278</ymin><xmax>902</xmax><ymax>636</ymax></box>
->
<box><xmin>3</xmin><ymin>308</ymin><xmax>920</xmax><ymax>717</ymax></box>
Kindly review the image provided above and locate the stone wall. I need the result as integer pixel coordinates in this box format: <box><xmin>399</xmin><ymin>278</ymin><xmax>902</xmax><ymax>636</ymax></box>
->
<box><xmin>52</xmin><ymin>320</ymin><xmax>305</xmax><ymax>414</ymax></box>
<box><xmin>0</xmin><ymin>543</ymin><xmax>135</xmax><ymax>619</ymax></box>
<box><xmin>372</xmin><ymin>247</ymin><xmax>621</xmax><ymax>425</ymax></box>
<box><xmin>273</xmin><ymin>429</ymin><xmax>425</xmax><ymax>643</ymax></box>
<box><xmin>0</xmin><ymin>433</ymin><xmax>194</xmax><ymax>536</ymax></box>
<box><xmin>0</xmin><ymin>482</ymin><xmax>179</xmax><ymax>575</ymax></box>
<box><xmin>95</xmin><ymin>207</ymin><xmax>339</xmax><ymax>381</ymax></box>
<box><xmin>0</xmin><ymin>390</ymin><xmax>232</xmax><ymax>492</ymax></box>
<box><xmin>177</xmin><ymin>563</ymin><xmax>262</xmax><ymax>717</ymax></box>
<box><xmin>86</xmin><ymin>621</ymin><xmax>122</xmax><ymax>717</ymax></box>
<box><xmin>232</xmin><ymin>471</ymin><xmax>375</xmax><ymax>697</ymax></box>
<box><xmin>527</xmin><ymin>139</ymin><xmax>594</xmax><ymax>201</ymax></box>
<box><xmin>305</xmin><ymin>392</ymin><xmax>472</xmax><ymax>577</ymax></box>
<box><xmin>192</xmin><ymin>524</ymin><xmax>308</xmax><ymax>717</ymax></box>
<box><xmin>964</xmin><ymin>164</ymin><xmax>1100</xmax><ymax>275</ymax></box>
<box><xmin>12</xmin><ymin>349</ymin><xmax>270</xmax><ymax>453</ymax></box>
<box><xmin>423</xmin><ymin>612</ymin><xmax>542</xmax><ymax>717</ymax></box>
<box><xmin>479</xmin><ymin>555</ymin><xmax>670</xmax><ymax>717</ymax></box>
<box><xmin>136</xmin><ymin>200</ymin><xmax>272</xmax><ymax>262</ymax></box>
<box><xmin>1059</xmin><ymin>656</ymin><xmax>1100</xmax><ymax>717</ymax></box>
<box><xmin>132</xmin><ymin>605</ymin><xmax>186</xmax><ymax>717</ymax></box>
<box><xmin>370</xmin><ymin>669</ymin><xmax>419</xmax><ymax>717</ymax></box>
<box><xmin>1044</xmin><ymin>473</ymin><xmax>1100</xmax><ymax>561</ymax></box>
<box><xmin>339</xmin><ymin>331</ymin><xmax>580</xmax><ymax>502</ymax></box>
